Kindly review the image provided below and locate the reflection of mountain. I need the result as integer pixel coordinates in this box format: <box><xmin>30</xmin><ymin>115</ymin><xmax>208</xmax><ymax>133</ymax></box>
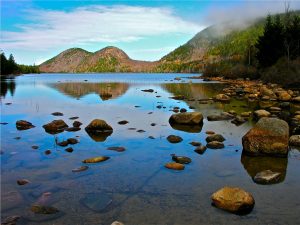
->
<box><xmin>241</xmin><ymin>154</ymin><xmax>287</xmax><ymax>185</ymax></box>
<box><xmin>52</xmin><ymin>82</ymin><xmax>129</xmax><ymax>100</ymax></box>
<box><xmin>1</xmin><ymin>78</ymin><xmax>16</xmax><ymax>98</ymax></box>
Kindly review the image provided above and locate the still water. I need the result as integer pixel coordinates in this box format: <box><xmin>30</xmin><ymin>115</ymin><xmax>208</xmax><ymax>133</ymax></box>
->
<box><xmin>1</xmin><ymin>73</ymin><xmax>299</xmax><ymax>225</ymax></box>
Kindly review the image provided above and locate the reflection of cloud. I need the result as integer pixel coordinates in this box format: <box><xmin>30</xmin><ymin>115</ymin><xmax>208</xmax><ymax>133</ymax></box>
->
<box><xmin>1</xmin><ymin>5</ymin><xmax>202</xmax><ymax>51</ymax></box>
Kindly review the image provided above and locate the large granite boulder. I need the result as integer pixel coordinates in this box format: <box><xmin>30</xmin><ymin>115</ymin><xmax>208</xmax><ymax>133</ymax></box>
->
<box><xmin>211</xmin><ymin>186</ymin><xmax>255</xmax><ymax>214</ymax></box>
<box><xmin>242</xmin><ymin>118</ymin><xmax>289</xmax><ymax>157</ymax></box>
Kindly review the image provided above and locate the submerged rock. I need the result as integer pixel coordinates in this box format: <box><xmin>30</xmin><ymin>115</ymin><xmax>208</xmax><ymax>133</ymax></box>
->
<box><xmin>85</xmin><ymin>119</ymin><xmax>113</xmax><ymax>142</ymax></box>
<box><xmin>81</xmin><ymin>193</ymin><xmax>112</xmax><ymax>212</ymax></box>
<box><xmin>43</xmin><ymin>120</ymin><xmax>68</xmax><ymax>134</ymax></box>
<box><xmin>16</xmin><ymin>120</ymin><xmax>35</xmax><ymax>130</ymax></box>
<box><xmin>65</xmin><ymin>127</ymin><xmax>81</xmax><ymax>132</ymax></box>
<box><xmin>72</xmin><ymin>166</ymin><xmax>89</xmax><ymax>172</ymax></box>
<box><xmin>67</xmin><ymin>138</ymin><xmax>78</xmax><ymax>145</ymax></box>
<box><xmin>165</xmin><ymin>162</ymin><xmax>185</xmax><ymax>170</ymax></box>
<box><xmin>44</xmin><ymin>150</ymin><xmax>51</xmax><ymax>155</ymax></box>
<box><xmin>69</xmin><ymin>116</ymin><xmax>79</xmax><ymax>120</ymax></box>
<box><xmin>30</xmin><ymin>205</ymin><xmax>59</xmax><ymax>214</ymax></box>
<box><xmin>65</xmin><ymin>147</ymin><xmax>73</xmax><ymax>153</ymax></box>
<box><xmin>253</xmin><ymin>170</ymin><xmax>281</xmax><ymax>184</ymax></box>
<box><xmin>1</xmin><ymin>215</ymin><xmax>20</xmax><ymax>225</ymax></box>
<box><xmin>206</xmin><ymin>141</ymin><xmax>224</xmax><ymax>149</ymax></box>
<box><xmin>73</xmin><ymin>121</ymin><xmax>82</xmax><ymax>127</ymax></box>
<box><xmin>206</xmin><ymin>134</ymin><xmax>225</xmax><ymax>143</ymax></box>
<box><xmin>194</xmin><ymin>145</ymin><xmax>207</xmax><ymax>154</ymax></box>
<box><xmin>167</xmin><ymin>135</ymin><xmax>183</xmax><ymax>143</ymax></box>
<box><xmin>171</xmin><ymin>154</ymin><xmax>191</xmax><ymax>164</ymax></box>
<box><xmin>189</xmin><ymin>141</ymin><xmax>201</xmax><ymax>146</ymax></box>
<box><xmin>118</xmin><ymin>120</ymin><xmax>129</xmax><ymax>125</ymax></box>
<box><xmin>17</xmin><ymin>179</ymin><xmax>30</xmax><ymax>185</ymax></box>
<box><xmin>57</xmin><ymin>141</ymin><xmax>69</xmax><ymax>147</ymax></box>
<box><xmin>207</xmin><ymin>113</ymin><xmax>234</xmax><ymax>121</ymax></box>
<box><xmin>231</xmin><ymin>116</ymin><xmax>247</xmax><ymax>126</ymax></box>
<box><xmin>211</xmin><ymin>186</ymin><xmax>255</xmax><ymax>214</ymax></box>
<box><xmin>82</xmin><ymin>156</ymin><xmax>110</xmax><ymax>163</ymax></box>
<box><xmin>107</xmin><ymin>147</ymin><xmax>126</xmax><ymax>152</ymax></box>
<box><xmin>51</xmin><ymin>112</ymin><xmax>63</xmax><ymax>116</ymax></box>
<box><xmin>141</xmin><ymin>89</ymin><xmax>154</xmax><ymax>92</ymax></box>
<box><xmin>242</xmin><ymin>117</ymin><xmax>289</xmax><ymax>157</ymax></box>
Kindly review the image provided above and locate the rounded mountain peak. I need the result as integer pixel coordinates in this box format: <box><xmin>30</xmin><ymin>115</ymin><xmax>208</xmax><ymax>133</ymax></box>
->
<box><xmin>95</xmin><ymin>46</ymin><xmax>130</xmax><ymax>60</ymax></box>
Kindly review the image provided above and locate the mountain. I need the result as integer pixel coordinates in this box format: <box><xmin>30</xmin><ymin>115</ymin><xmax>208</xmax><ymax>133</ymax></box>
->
<box><xmin>40</xmin><ymin>46</ymin><xmax>157</xmax><ymax>73</ymax></box>
<box><xmin>156</xmin><ymin>20</ymin><xmax>265</xmax><ymax>73</ymax></box>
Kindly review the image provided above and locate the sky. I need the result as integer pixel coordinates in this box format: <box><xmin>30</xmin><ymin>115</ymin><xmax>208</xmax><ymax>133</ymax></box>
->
<box><xmin>1</xmin><ymin>0</ymin><xmax>300</xmax><ymax>65</ymax></box>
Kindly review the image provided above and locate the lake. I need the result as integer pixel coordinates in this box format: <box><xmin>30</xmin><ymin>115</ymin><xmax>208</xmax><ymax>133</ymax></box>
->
<box><xmin>1</xmin><ymin>73</ymin><xmax>299</xmax><ymax>225</ymax></box>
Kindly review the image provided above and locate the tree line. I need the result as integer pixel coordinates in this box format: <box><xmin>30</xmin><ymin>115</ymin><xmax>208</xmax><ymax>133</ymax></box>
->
<box><xmin>256</xmin><ymin>8</ymin><xmax>300</xmax><ymax>68</ymax></box>
<box><xmin>0</xmin><ymin>52</ymin><xmax>40</xmax><ymax>75</ymax></box>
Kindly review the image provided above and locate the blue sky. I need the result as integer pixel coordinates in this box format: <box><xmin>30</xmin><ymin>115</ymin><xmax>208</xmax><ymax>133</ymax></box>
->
<box><xmin>1</xmin><ymin>0</ymin><xmax>300</xmax><ymax>65</ymax></box>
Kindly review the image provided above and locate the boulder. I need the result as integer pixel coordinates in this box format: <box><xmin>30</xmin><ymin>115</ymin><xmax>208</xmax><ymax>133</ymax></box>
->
<box><xmin>167</xmin><ymin>135</ymin><xmax>183</xmax><ymax>143</ymax></box>
<box><xmin>289</xmin><ymin>135</ymin><xmax>300</xmax><ymax>146</ymax></box>
<box><xmin>215</xmin><ymin>94</ymin><xmax>231</xmax><ymax>102</ymax></box>
<box><xmin>211</xmin><ymin>186</ymin><xmax>255</xmax><ymax>214</ymax></box>
<box><xmin>169</xmin><ymin>112</ymin><xmax>203</xmax><ymax>133</ymax></box>
<box><xmin>277</xmin><ymin>91</ymin><xmax>292</xmax><ymax>101</ymax></box>
<box><xmin>171</xmin><ymin>154</ymin><xmax>191</xmax><ymax>164</ymax></box>
<box><xmin>16</xmin><ymin>120</ymin><xmax>35</xmax><ymax>130</ymax></box>
<box><xmin>169</xmin><ymin>112</ymin><xmax>203</xmax><ymax>125</ymax></box>
<box><xmin>231</xmin><ymin>116</ymin><xmax>247</xmax><ymax>126</ymax></box>
<box><xmin>164</xmin><ymin>162</ymin><xmax>185</xmax><ymax>170</ymax></box>
<box><xmin>292</xmin><ymin>96</ymin><xmax>300</xmax><ymax>103</ymax></box>
<box><xmin>206</xmin><ymin>141</ymin><xmax>224</xmax><ymax>149</ymax></box>
<box><xmin>253</xmin><ymin>109</ymin><xmax>270</xmax><ymax>119</ymax></box>
<box><xmin>207</xmin><ymin>112</ymin><xmax>234</xmax><ymax>121</ymax></box>
<box><xmin>73</xmin><ymin>121</ymin><xmax>82</xmax><ymax>127</ymax></box>
<box><xmin>206</xmin><ymin>134</ymin><xmax>225</xmax><ymax>143</ymax></box>
<box><xmin>242</xmin><ymin>118</ymin><xmax>289</xmax><ymax>157</ymax></box>
<box><xmin>43</xmin><ymin>120</ymin><xmax>68</xmax><ymax>134</ymax></box>
<box><xmin>85</xmin><ymin>119</ymin><xmax>113</xmax><ymax>142</ymax></box>
<box><xmin>194</xmin><ymin>145</ymin><xmax>207</xmax><ymax>154</ymax></box>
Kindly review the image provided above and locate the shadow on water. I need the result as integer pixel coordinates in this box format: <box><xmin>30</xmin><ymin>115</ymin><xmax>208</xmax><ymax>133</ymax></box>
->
<box><xmin>241</xmin><ymin>153</ymin><xmax>287</xmax><ymax>184</ymax></box>
<box><xmin>0</xmin><ymin>77</ymin><xmax>16</xmax><ymax>98</ymax></box>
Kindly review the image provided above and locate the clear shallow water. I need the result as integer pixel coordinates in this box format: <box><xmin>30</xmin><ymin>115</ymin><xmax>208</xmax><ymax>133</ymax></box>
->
<box><xmin>1</xmin><ymin>73</ymin><xmax>299</xmax><ymax>225</ymax></box>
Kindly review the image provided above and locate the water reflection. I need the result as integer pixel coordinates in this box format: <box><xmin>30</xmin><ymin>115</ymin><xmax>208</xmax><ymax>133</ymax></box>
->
<box><xmin>52</xmin><ymin>82</ymin><xmax>129</xmax><ymax>100</ymax></box>
<box><xmin>0</xmin><ymin>77</ymin><xmax>16</xmax><ymax>97</ymax></box>
<box><xmin>241</xmin><ymin>154</ymin><xmax>287</xmax><ymax>184</ymax></box>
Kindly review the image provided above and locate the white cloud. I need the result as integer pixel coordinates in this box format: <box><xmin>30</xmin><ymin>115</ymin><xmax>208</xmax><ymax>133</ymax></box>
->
<box><xmin>1</xmin><ymin>5</ymin><xmax>202</xmax><ymax>51</ymax></box>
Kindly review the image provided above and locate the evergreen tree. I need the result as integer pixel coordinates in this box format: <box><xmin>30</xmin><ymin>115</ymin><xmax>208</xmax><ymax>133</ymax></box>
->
<box><xmin>255</xmin><ymin>15</ymin><xmax>284</xmax><ymax>68</ymax></box>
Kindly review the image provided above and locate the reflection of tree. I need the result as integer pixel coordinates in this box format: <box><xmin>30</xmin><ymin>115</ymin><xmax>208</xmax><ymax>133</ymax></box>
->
<box><xmin>241</xmin><ymin>154</ymin><xmax>287</xmax><ymax>184</ymax></box>
<box><xmin>163</xmin><ymin>83</ymin><xmax>259</xmax><ymax>116</ymax></box>
<box><xmin>1</xmin><ymin>77</ymin><xmax>16</xmax><ymax>97</ymax></box>
<box><xmin>52</xmin><ymin>82</ymin><xmax>129</xmax><ymax>100</ymax></box>
<box><xmin>163</xmin><ymin>83</ymin><xmax>223</xmax><ymax>100</ymax></box>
